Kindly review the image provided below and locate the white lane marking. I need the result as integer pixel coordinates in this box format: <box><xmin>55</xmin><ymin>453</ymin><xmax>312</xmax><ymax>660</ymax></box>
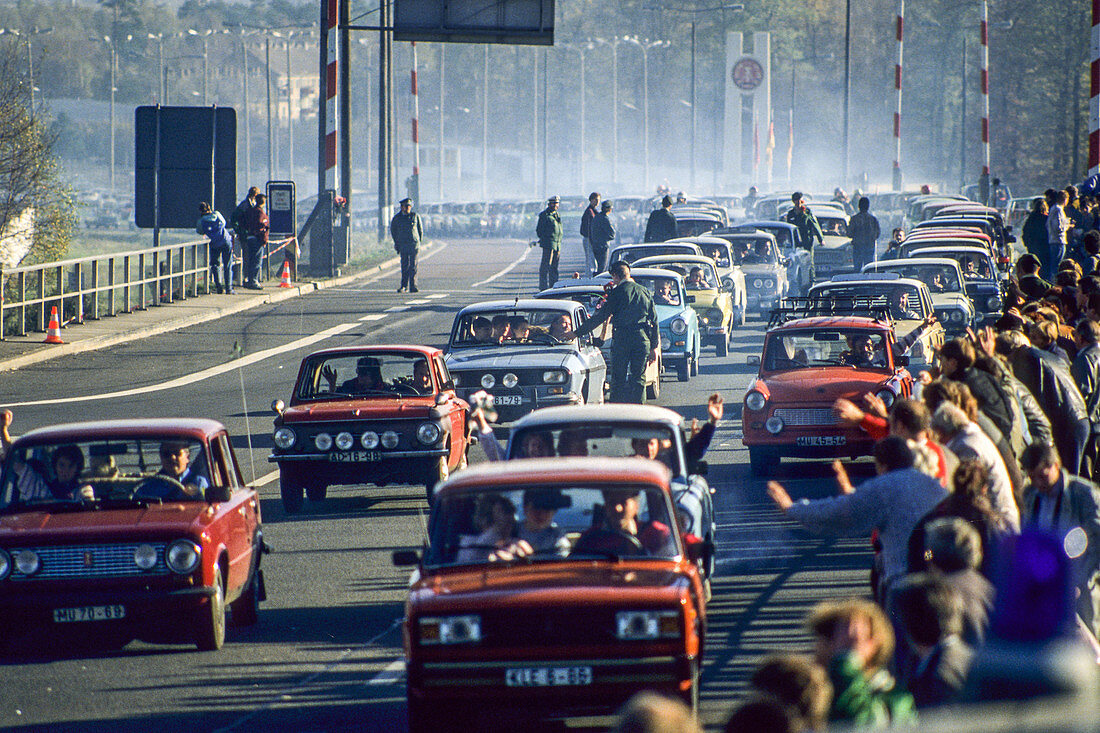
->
<box><xmin>359</xmin><ymin>314</ymin><xmax>387</xmax><ymax>322</ymax></box>
<box><xmin>425</xmin><ymin>293</ymin><xmax>448</xmax><ymax>299</ymax></box>
<box><xmin>252</xmin><ymin>469</ymin><xmax>280</xmax><ymax>487</ymax></box>
<box><xmin>2</xmin><ymin>323</ymin><xmax>361</xmax><ymax>407</ymax></box>
<box><xmin>471</xmin><ymin>245</ymin><xmax>532</xmax><ymax>287</ymax></box>
<box><xmin>406</xmin><ymin>298</ymin><xmax>430</xmax><ymax>305</ymax></box>
<box><xmin>368</xmin><ymin>659</ymin><xmax>406</xmax><ymax>685</ymax></box>
<box><xmin>385</xmin><ymin>305</ymin><xmax>409</xmax><ymax>312</ymax></box>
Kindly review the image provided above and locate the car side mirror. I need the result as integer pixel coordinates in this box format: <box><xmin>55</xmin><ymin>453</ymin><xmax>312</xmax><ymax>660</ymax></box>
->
<box><xmin>895</xmin><ymin>354</ymin><xmax>910</xmax><ymax>367</ymax></box>
<box><xmin>1007</xmin><ymin>234</ymin><xmax>1017</xmax><ymax>243</ymax></box>
<box><xmin>693</xmin><ymin>460</ymin><xmax>708</xmax><ymax>476</ymax></box>
<box><xmin>272</xmin><ymin>399</ymin><xmax>285</xmax><ymax>416</ymax></box>
<box><xmin>781</xmin><ymin>257</ymin><xmax>791</xmax><ymax>267</ymax></box>
<box><xmin>205</xmin><ymin>485</ymin><xmax>232</xmax><ymax>504</ymax></box>
<box><xmin>592</xmin><ymin>336</ymin><xmax>605</xmax><ymax>347</ymax></box>
<box><xmin>441</xmin><ymin>380</ymin><xmax>455</xmax><ymax>391</ymax></box>
<box><xmin>435</xmin><ymin>393</ymin><xmax>449</xmax><ymax>406</ymax></box>
<box><xmin>685</xmin><ymin>539</ymin><xmax>705</xmax><ymax>562</ymax></box>
<box><xmin>393</xmin><ymin>549</ymin><xmax>421</xmax><ymax>567</ymax></box>
<box><xmin>686</xmin><ymin>295</ymin><xmax>696</xmax><ymax>303</ymax></box>
<box><xmin>747</xmin><ymin>355</ymin><xmax>761</xmax><ymax>366</ymax></box>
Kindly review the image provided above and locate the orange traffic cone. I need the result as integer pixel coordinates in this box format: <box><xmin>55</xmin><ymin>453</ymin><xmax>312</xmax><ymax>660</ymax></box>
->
<box><xmin>278</xmin><ymin>260</ymin><xmax>293</xmax><ymax>288</ymax></box>
<box><xmin>43</xmin><ymin>306</ymin><xmax>64</xmax><ymax>344</ymax></box>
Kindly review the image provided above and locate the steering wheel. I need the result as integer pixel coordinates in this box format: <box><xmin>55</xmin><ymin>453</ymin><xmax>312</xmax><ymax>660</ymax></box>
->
<box><xmin>132</xmin><ymin>475</ymin><xmax>192</xmax><ymax>502</ymax></box>
<box><xmin>574</xmin><ymin>530</ymin><xmax>646</xmax><ymax>557</ymax></box>
<box><xmin>389</xmin><ymin>382</ymin><xmax>422</xmax><ymax>396</ymax></box>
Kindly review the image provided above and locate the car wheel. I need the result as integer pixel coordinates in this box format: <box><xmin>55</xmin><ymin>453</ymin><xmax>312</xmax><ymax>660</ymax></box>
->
<box><xmin>716</xmin><ymin>333</ymin><xmax>729</xmax><ymax>357</ymax></box>
<box><xmin>306</xmin><ymin>484</ymin><xmax>328</xmax><ymax>502</ymax></box>
<box><xmin>749</xmin><ymin>447</ymin><xmax>778</xmax><ymax>476</ymax></box>
<box><xmin>279</xmin><ymin>468</ymin><xmax>305</xmax><ymax>514</ymax></box>
<box><xmin>677</xmin><ymin>357</ymin><xmax>690</xmax><ymax>382</ymax></box>
<box><xmin>229</xmin><ymin>569</ymin><xmax>261</xmax><ymax>627</ymax></box>
<box><xmin>690</xmin><ymin>343</ymin><xmax>700</xmax><ymax>376</ymax></box>
<box><xmin>425</xmin><ymin>454</ymin><xmax>449</xmax><ymax>504</ymax></box>
<box><xmin>196</xmin><ymin>565</ymin><xmax>226</xmax><ymax>651</ymax></box>
<box><xmin>645</xmin><ymin>376</ymin><xmax>660</xmax><ymax>401</ymax></box>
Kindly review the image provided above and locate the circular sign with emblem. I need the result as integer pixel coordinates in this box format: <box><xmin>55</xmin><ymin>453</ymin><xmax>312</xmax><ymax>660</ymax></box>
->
<box><xmin>731</xmin><ymin>57</ymin><xmax>764</xmax><ymax>92</ymax></box>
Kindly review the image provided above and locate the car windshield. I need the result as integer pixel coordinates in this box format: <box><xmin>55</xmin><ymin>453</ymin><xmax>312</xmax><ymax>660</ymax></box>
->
<box><xmin>757</xmin><ymin>226</ymin><xmax>793</xmax><ymax>248</ymax></box>
<box><xmin>810</xmin><ymin>284</ymin><xmax>928</xmax><ymax>319</ymax></box>
<box><xmin>633</xmin><ymin>275</ymin><xmax>683</xmax><ymax>307</ymax></box>
<box><xmin>538</xmin><ymin>290</ymin><xmax>605</xmax><ymax>314</ymax></box>
<box><xmin>819</xmin><ymin>217</ymin><xmax>849</xmax><ymax>237</ymax></box>
<box><xmin>731</xmin><ymin>238</ymin><xmax>778</xmax><ymax>266</ymax></box>
<box><xmin>424</xmin><ymin>484</ymin><xmax>680</xmax><ymax>567</ymax></box>
<box><xmin>952</xmin><ymin>254</ymin><xmax>995</xmax><ymax>280</ymax></box>
<box><xmin>297</xmin><ymin>352</ymin><xmax>435</xmax><ymax>399</ymax></box>
<box><xmin>610</xmin><ymin>245</ymin><xmax>697</xmax><ymax>264</ymax></box>
<box><xmin>763</xmin><ymin>329</ymin><xmax>892</xmax><ymax>371</ymax></box>
<box><xmin>698</xmin><ymin>243</ymin><xmax>732</xmax><ymax>267</ymax></box>
<box><xmin>0</xmin><ymin>437</ymin><xmax>214</xmax><ymax>510</ymax></box>
<box><xmin>451</xmin><ymin>309</ymin><xmax>576</xmax><ymax>347</ymax></box>
<box><xmin>879</xmin><ymin>264</ymin><xmax>962</xmax><ymax>294</ymax></box>
<box><xmin>647</xmin><ymin>261</ymin><xmax>717</xmax><ymax>290</ymax></box>
<box><xmin>508</xmin><ymin>423</ymin><xmax>684</xmax><ymax>473</ymax></box>
<box><xmin>676</xmin><ymin>219</ymin><xmax>720</xmax><ymax>237</ymax></box>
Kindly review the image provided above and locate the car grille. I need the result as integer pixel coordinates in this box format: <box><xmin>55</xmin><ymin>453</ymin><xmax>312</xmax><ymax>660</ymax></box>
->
<box><xmin>772</xmin><ymin>408</ymin><xmax>840</xmax><ymax>426</ymax></box>
<box><xmin>8</xmin><ymin>543</ymin><xmax>168</xmax><ymax>581</ymax></box>
<box><xmin>479</xmin><ymin>608</ymin><xmax>616</xmax><ymax>647</ymax></box>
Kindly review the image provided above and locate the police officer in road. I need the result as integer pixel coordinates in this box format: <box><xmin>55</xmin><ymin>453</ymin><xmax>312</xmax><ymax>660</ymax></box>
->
<box><xmin>784</xmin><ymin>191</ymin><xmax>824</xmax><ymax>282</ymax></box>
<box><xmin>590</xmin><ymin>200</ymin><xmax>616</xmax><ymax>275</ymax></box>
<box><xmin>563</xmin><ymin>261</ymin><xmax>659</xmax><ymax>404</ymax></box>
<box><xmin>391</xmin><ymin>197</ymin><xmax>423</xmax><ymax>293</ymax></box>
<box><xmin>537</xmin><ymin>195</ymin><xmax>563</xmax><ymax>290</ymax></box>
<box><xmin>644</xmin><ymin>195</ymin><xmax>677</xmax><ymax>242</ymax></box>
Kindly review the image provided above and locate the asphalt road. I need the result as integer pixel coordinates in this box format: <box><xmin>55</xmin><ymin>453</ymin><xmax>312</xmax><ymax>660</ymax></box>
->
<box><xmin>0</xmin><ymin>236</ymin><xmax>873</xmax><ymax>732</ymax></box>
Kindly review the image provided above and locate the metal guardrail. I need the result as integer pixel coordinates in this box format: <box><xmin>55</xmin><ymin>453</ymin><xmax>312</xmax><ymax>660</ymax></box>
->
<box><xmin>0</xmin><ymin>239</ymin><xmax>210</xmax><ymax>340</ymax></box>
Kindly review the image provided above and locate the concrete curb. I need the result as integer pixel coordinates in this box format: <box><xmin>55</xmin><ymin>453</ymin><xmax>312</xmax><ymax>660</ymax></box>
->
<box><xmin>0</xmin><ymin>242</ymin><xmax>436</xmax><ymax>373</ymax></box>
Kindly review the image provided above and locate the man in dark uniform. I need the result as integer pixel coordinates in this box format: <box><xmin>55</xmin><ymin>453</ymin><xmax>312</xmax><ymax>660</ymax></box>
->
<box><xmin>390</xmin><ymin>197</ymin><xmax>424</xmax><ymax>293</ymax></box>
<box><xmin>536</xmin><ymin>195</ymin><xmax>563</xmax><ymax>290</ymax></box>
<box><xmin>579</xmin><ymin>192</ymin><xmax>600</xmax><ymax>276</ymax></box>
<box><xmin>848</xmin><ymin>196</ymin><xmax>881</xmax><ymax>270</ymax></box>
<box><xmin>563</xmin><ymin>261</ymin><xmax>659</xmax><ymax>404</ymax></box>
<box><xmin>644</xmin><ymin>195</ymin><xmax>677</xmax><ymax>242</ymax></box>
<box><xmin>590</xmin><ymin>200</ymin><xmax>616</xmax><ymax>275</ymax></box>
<box><xmin>784</xmin><ymin>191</ymin><xmax>824</xmax><ymax>282</ymax></box>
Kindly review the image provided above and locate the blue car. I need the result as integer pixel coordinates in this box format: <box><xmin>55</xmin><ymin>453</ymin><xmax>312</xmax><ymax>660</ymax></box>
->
<box><xmin>629</xmin><ymin>267</ymin><xmax>702</xmax><ymax>382</ymax></box>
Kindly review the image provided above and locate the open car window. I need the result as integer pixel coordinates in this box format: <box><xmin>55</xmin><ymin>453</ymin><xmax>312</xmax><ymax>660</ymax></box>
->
<box><xmin>819</xmin><ymin>217</ymin><xmax>849</xmax><ymax>237</ymax></box>
<box><xmin>297</xmin><ymin>351</ymin><xmax>435</xmax><ymax>399</ymax></box>
<box><xmin>810</xmin><ymin>284</ymin><xmax>929</xmax><ymax>319</ymax></box>
<box><xmin>1</xmin><ymin>437</ymin><xmax>211</xmax><ymax>509</ymax></box>
<box><xmin>763</xmin><ymin>329</ymin><xmax>891</xmax><ymax>372</ymax></box>
<box><xmin>633</xmin><ymin>275</ymin><xmax>683</xmax><ymax>307</ymax></box>
<box><xmin>881</xmin><ymin>265</ymin><xmax>962</xmax><ymax>294</ymax></box>
<box><xmin>425</xmin><ymin>484</ymin><xmax>681</xmax><ymax>567</ymax></box>
<box><xmin>450</xmin><ymin>309</ymin><xmax>576</xmax><ymax>347</ymax></box>
<box><xmin>648</xmin><ymin>262</ymin><xmax>718</xmax><ymax>291</ymax></box>
<box><xmin>698</xmin><ymin>244</ymin><xmax>732</xmax><ymax>268</ymax></box>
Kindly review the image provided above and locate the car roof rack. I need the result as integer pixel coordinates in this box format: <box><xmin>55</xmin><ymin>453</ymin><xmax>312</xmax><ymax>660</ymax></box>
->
<box><xmin>766</xmin><ymin>296</ymin><xmax>895</xmax><ymax>329</ymax></box>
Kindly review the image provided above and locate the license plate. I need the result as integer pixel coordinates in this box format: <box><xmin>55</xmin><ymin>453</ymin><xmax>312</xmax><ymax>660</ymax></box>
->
<box><xmin>328</xmin><ymin>451</ymin><xmax>381</xmax><ymax>462</ymax></box>
<box><xmin>796</xmin><ymin>435</ymin><xmax>847</xmax><ymax>447</ymax></box>
<box><xmin>53</xmin><ymin>605</ymin><xmax>126</xmax><ymax>623</ymax></box>
<box><xmin>505</xmin><ymin>666</ymin><xmax>592</xmax><ymax>687</ymax></box>
<box><xmin>493</xmin><ymin>395</ymin><xmax>524</xmax><ymax>406</ymax></box>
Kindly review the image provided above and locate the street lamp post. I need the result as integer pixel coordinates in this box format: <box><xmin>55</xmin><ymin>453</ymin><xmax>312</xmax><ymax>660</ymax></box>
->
<box><xmin>482</xmin><ymin>45</ymin><xmax>489</xmax><ymax>200</ymax></box>
<box><xmin>592</xmin><ymin>37</ymin><xmax>623</xmax><ymax>186</ymax></box>
<box><xmin>104</xmin><ymin>34</ymin><xmax>117</xmax><ymax>192</ymax></box>
<box><xmin>559</xmin><ymin>42</ymin><xmax>591</xmax><ymax>190</ymax></box>
<box><xmin>843</xmin><ymin>0</ymin><xmax>851</xmax><ymax>186</ymax></box>
<box><xmin>622</xmin><ymin>37</ymin><xmax>669</xmax><ymax>194</ymax></box>
<box><xmin>439</xmin><ymin>43</ymin><xmax>445</xmax><ymax>200</ymax></box>
<box><xmin>187</xmin><ymin>29</ymin><xmax>213</xmax><ymax>105</ymax></box>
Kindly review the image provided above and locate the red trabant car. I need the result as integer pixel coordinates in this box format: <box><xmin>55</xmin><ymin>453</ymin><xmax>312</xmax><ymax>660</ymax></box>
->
<box><xmin>394</xmin><ymin>458</ymin><xmax>707</xmax><ymax>731</ymax></box>
<box><xmin>270</xmin><ymin>345</ymin><xmax>470</xmax><ymax>511</ymax></box>
<box><xmin>0</xmin><ymin>419</ymin><xmax>264</xmax><ymax>652</ymax></box>
<box><xmin>742</xmin><ymin>316</ymin><xmax>913</xmax><ymax>474</ymax></box>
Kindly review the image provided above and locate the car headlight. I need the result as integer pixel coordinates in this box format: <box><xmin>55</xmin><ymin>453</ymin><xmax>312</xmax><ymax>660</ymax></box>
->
<box><xmin>753</xmin><ymin>278</ymin><xmax>763</xmax><ymax>289</ymax></box>
<box><xmin>335</xmin><ymin>432</ymin><xmax>355</xmax><ymax>450</ymax></box>
<box><xmin>502</xmin><ymin>372</ymin><xmax>519</xmax><ymax>388</ymax></box>
<box><xmin>165</xmin><ymin>539</ymin><xmax>201</xmax><ymax>574</ymax></box>
<box><xmin>480</xmin><ymin>373</ymin><xmax>496</xmax><ymax>389</ymax></box>
<box><xmin>722</xmin><ymin>277</ymin><xmax>734</xmax><ymax>291</ymax></box>
<box><xmin>417</xmin><ymin>422</ymin><xmax>442</xmax><ymax>445</ymax></box>
<box><xmin>381</xmin><ymin>430</ymin><xmax>399</xmax><ymax>449</ymax></box>
<box><xmin>707</xmin><ymin>307</ymin><xmax>724</xmax><ymax>324</ymax></box>
<box><xmin>765</xmin><ymin>416</ymin><xmax>784</xmax><ymax>434</ymax></box>
<box><xmin>764</xmin><ymin>278</ymin><xmax>775</xmax><ymax>289</ymax></box>
<box><xmin>134</xmin><ymin>543</ymin><xmax>158</xmax><ymax>570</ymax></box>
<box><xmin>14</xmin><ymin>549</ymin><xmax>39</xmax><ymax>576</ymax></box>
<box><xmin>745</xmin><ymin>390</ymin><xmax>767</xmax><ymax>411</ymax></box>
<box><xmin>986</xmin><ymin>295</ymin><xmax>1001</xmax><ymax>311</ymax></box>
<box><xmin>875</xmin><ymin>388</ymin><xmax>897</xmax><ymax>409</ymax></box>
<box><xmin>615</xmin><ymin>610</ymin><xmax>680</xmax><ymax>640</ymax></box>
<box><xmin>543</xmin><ymin>370</ymin><xmax>567</xmax><ymax>383</ymax></box>
<box><xmin>314</xmin><ymin>432</ymin><xmax>333</xmax><ymax>451</ymax></box>
<box><xmin>273</xmin><ymin>427</ymin><xmax>296</xmax><ymax>449</ymax></box>
<box><xmin>0</xmin><ymin>549</ymin><xmax>9</xmax><ymax>580</ymax></box>
<box><xmin>660</xmin><ymin>335</ymin><xmax>671</xmax><ymax>351</ymax></box>
<box><xmin>670</xmin><ymin>318</ymin><xmax>688</xmax><ymax>335</ymax></box>
<box><xmin>950</xmin><ymin>310</ymin><xmax>964</xmax><ymax>323</ymax></box>
<box><xmin>361</xmin><ymin>431</ymin><xmax>380</xmax><ymax>449</ymax></box>
<box><xmin>420</xmin><ymin>615</ymin><xmax>482</xmax><ymax>644</ymax></box>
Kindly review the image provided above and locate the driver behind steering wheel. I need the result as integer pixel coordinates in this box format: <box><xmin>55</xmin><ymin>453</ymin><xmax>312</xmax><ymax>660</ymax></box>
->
<box><xmin>571</xmin><ymin>487</ymin><xmax>673</xmax><ymax>557</ymax></box>
<box><xmin>154</xmin><ymin>441</ymin><xmax>209</xmax><ymax>499</ymax></box>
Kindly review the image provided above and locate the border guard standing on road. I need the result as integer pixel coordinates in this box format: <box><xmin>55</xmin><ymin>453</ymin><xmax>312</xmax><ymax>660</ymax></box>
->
<box><xmin>564</xmin><ymin>261</ymin><xmax>659</xmax><ymax>404</ymax></box>
<box><xmin>537</xmin><ymin>195</ymin><xmax>563</xmax><ymax>290</ymax></box>
<box><xmin>784</xmin><ymin>191</ymin><xmax>824</xmax><ymax>282</ymax></box>
<box><xmin>644</xmin><ymin>195</ymin><xmax>677</xmax><ymax>243</ymax></box>
<box><xmin>391</xmin><ymin>197</ymin><xmax>424</xmax><ymax>293</ymax></box>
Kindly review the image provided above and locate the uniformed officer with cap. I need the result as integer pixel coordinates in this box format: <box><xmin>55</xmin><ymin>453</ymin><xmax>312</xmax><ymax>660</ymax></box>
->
<box><xmin>390</xmin><ymin>197</ymin><xmax>423</xmax><ymax>292</ymax></box>
<box><xmin>563</xmin><ymin>260</ymin><xmax>659</xmax><ymax>404</ymax></box>
<box><xmin>536</xmin><ymin>195</ymin><xmax>563</xmax><ymax>290</ymax></box>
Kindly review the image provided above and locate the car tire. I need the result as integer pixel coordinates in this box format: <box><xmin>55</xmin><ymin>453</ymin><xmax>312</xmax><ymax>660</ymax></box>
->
<box><xmin>425</xmin><ymin>454</ymin><xmax>449</xmax><ymax>504</ymax></box>
<box><xmin>677</xmin><ymin>357</ymin><xmax>690</xmax><ymax>382</ymax></box>
<box><xmin>690</xmin><ymin>343</ymin><xmax>700</xmax><ymax>376</ymax></box>
<box><xmin>229</xmin><ymin>569</ymin><xmax>261</xmax><ymax>627</ymax></box>
<box><xmin>280</xmin><ymin>468</ymin><xmax>305</xmax><ymax>514</ymax></box>
<box><xmin>306</xmin><ymin>484</ymin><xmax>328</xmax><ymax>502</ymax></box>
<box><xmin>716</xmin><ymin>336</ymin><xmax>729</xmax><ymax>357</ymax></box>
<box><xmin>749</xmin><ymin>447</ymin><xmax>778</xmax><ymax>476</ymax></box>
<box><xmin>196</xmin><ymin>565</ymin><xmax>226</xmax><ymax>651</ymax></box>
<box><xmin>646</xmin><ymin>377</ymin><xmax>660</xmax><ymax>401</ymax></box>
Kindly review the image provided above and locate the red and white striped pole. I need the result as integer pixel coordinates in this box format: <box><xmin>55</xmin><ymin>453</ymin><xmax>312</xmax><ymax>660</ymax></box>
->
<box><xmin>410</xmin><ymin>41</ymin><xmax>420</xmax><ymax>205</ymax></box>
<box><xmin>892</xmin><ymin>0</ymin><xmax>904</xmax><ymax>190</ymax></box>
<box><xmin>979</xmin><ymin>0</ymin><xmax>990</xmax><ymax>200</ymax></box>
<box><xmin>1089</xmin><ymin>0</ymin><xmax>1099</xmax><ymax>176</ymax></box>
<box><xmin>324</xmin><ymin>0</ymin><xmax>338</xmax><ymax>192</ymax></box>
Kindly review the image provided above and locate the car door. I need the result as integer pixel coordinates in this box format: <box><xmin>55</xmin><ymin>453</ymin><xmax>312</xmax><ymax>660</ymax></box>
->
<box><xmin>214</xmin><ymin>433</ymin><xmax>258</xmax><ymax>593</ymax></box>
<box><xmin>433</xmin><ymin>354</ymin><xmax>468</xmax><ymax>468</ymax></box>
<box><xmin>574</xmin><ymin>306</ymin><xmax>607</xmax><ymax>403</ymax></box>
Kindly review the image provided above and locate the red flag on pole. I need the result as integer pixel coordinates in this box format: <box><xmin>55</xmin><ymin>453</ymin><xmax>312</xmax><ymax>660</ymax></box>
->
<box><xmin>753</xmin><ymin>119</ymin><xmax>760</xmax><ymax>176</ymax></box>
<box><xmin>786</xmin><ymin>109</ymin><xmax>794</xmax><ymax>178</ymax></box>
